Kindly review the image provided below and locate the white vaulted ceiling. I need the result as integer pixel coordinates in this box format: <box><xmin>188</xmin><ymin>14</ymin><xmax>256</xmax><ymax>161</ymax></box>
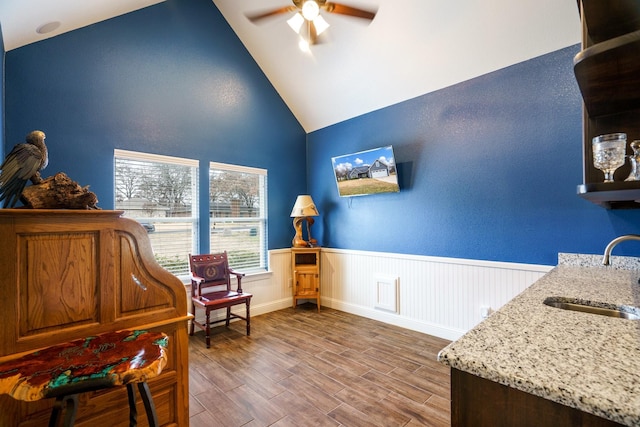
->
<box><xmin>0</xmin><ymin>0</ymin><xmax>581</xmax><ymax>132</ymax></box>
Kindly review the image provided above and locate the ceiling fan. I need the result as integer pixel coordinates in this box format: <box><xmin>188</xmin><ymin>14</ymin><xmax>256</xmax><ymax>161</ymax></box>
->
<box><xmin>247</xmin><ymin>0</ymin><xmax>377</xmax><ymax>46</ymax></box>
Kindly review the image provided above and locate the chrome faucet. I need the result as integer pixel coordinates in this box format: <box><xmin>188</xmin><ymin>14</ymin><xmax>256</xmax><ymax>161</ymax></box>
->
<box><xmin>602</xmin><ymin>234</ymin><xmax>640</xmax><ymax>265</ymax></box>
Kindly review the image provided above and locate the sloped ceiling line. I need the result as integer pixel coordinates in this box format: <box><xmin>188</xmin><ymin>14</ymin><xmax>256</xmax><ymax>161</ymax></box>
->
<box><xmin>0</xmin><ymin>0</ymin><xmax>580</xmax><ymax>132</ymax></box>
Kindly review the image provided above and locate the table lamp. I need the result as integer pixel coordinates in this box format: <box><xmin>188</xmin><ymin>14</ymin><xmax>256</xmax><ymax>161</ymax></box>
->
<box><xmin>290</xmin><ymin>195</ymin><xmax>319</xmax><ymax>247</ymax></box>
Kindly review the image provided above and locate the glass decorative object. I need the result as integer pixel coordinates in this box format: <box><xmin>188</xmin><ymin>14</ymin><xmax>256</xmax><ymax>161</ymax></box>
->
<box><xmin>625</xmin><ymin>140</ymin><xmax>640</xmax><ymax>181</ymax></box>
<box><xmin>593</xmin><ymin>133</ymin><xmax>627</xmax><ymax>183</ymax></box>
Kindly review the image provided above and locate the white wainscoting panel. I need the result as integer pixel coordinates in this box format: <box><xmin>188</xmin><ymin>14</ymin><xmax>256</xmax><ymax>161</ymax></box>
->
<box><xmin>190</xmin><ymin>248</ymin><xmax>552</xmax><ymax>342</ymax></box>
<box><xmin>319</xmin><ymin>248</ymin><xmax>552</xmax><ymax>341</ymax></box>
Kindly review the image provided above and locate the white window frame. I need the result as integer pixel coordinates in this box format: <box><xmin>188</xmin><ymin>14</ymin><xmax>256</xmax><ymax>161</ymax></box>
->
<box><xmin>209</xmin><ymin>161</ymin><xmax>268</xmax><ymax>272</ymax></box>
<box><xmin>114</xmin><ymin>149</ymin><xmax>199</xmax><ymax>279</ymax></box>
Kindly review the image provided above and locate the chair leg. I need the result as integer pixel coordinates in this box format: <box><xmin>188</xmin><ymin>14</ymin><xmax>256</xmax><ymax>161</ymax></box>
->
<box><xmin>48</xmin><ymin>394</ymin><xmax>78</xmax><ymax>427</ymax></box>
<box><xmin>225</xmin><ymin>307</ymin><xmax>231</xmax><ymax>327</ymax></box>
<box><xmin>205</xmin><ymin>309</ymin><xmax>211</xmax><ymax>349</ymax></box>
<box><xmin>246</xmin><ymin>300</ymin><xmax>251</xmax><ymax>336</ymax></box>
<box><xmin>137</xmin><ymin>382</ymin><xmax>159</xmax><ymax>427</ymax></box>
<box><xmin>127</xmin><ymin>383</ymin><xmax>138</xmax><ymax>426</ymax></box>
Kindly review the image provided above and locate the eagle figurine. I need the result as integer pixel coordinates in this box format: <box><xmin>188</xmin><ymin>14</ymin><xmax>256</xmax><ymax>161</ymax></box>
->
<box><xmin>0</xmin><ymin>130</ymin><xmax>49</xmax><ymax>208</ymax></box>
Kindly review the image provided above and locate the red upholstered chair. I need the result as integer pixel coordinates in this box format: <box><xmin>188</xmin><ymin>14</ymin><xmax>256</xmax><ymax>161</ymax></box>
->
<box><xmin>189</xmin><ymin>252</ymin><xmax>252</xmax><ymax>348</ymax></box>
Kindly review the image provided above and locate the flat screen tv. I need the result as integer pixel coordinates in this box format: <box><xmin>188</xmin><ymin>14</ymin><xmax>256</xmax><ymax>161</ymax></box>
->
<box><xmin>331</xmin><ymin>145</ymin><xmax>400</xmax><ymax>197</ymax></box>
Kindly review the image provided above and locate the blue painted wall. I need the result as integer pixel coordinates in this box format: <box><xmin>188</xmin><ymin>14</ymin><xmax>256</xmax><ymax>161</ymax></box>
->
<box><xmin>3</xmin><ymin>0</ymin><xmax>306</xmax><ymax>251</ymax></box>
<box><xmin>4</xmin><ymin>3</ymin><xmax>640</xmax><ymax>265</ymax></box>
<box><xmin>307</xmin><ymin>46</ymin><xmax>640</xmax><ymax>266</ymax></box>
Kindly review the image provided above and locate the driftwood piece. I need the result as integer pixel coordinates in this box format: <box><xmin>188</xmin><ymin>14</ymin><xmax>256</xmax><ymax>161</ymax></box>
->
<box><xmin>21</xmin><ymin>172</ymin><xmax>99</xmax><ymax>209</ymax></box>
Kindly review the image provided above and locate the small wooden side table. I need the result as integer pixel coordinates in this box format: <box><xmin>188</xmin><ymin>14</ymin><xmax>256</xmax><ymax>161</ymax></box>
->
<box><xmin>0</xmin><ymin>329</ymin><xmax>168</xmax><ymax>427</ymax></box>
<box><xmin>291</xmin><ymin>247</ymin><xmax>321</xmax><ymax>311</ymax></box>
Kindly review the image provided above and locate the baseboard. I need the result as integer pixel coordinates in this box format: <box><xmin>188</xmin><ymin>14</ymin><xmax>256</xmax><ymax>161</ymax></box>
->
<box><xmin>323</xmin><ymin>297</ymin><xmax>467</xmax><ymax>341</ymax></box>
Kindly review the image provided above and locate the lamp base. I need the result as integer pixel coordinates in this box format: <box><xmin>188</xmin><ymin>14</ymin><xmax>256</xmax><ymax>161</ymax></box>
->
<box><xmin>292</xmin><ymin>216</ymin><xmax>307</xmax><ymax>247</ymax></box>
<box><xmin>292</xmin><ymin>238</ymin><xmax>308</xmax><ymax>248</ymax></box>
<box><xmin>292</xmin><ymin>216</ymin><xmax>320</xmax><ymax>248</ymax></box>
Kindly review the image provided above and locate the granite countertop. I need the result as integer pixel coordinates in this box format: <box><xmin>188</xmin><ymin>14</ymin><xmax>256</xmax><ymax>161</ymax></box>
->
<box><xmin>438</xmin><ymin>253</ymin><xmax>640</xmax><ymax>426</ymax></box>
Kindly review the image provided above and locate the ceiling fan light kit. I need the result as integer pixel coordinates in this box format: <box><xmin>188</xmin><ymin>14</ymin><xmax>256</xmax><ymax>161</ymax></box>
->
<box><xmin>287</xmin><ymin>13</ymin><xmax>305</xmax><ymax>33</ymax></box>
<box><xmin>248</xmin><ymin>0</ymin><xmax>377</xmax><ymax>46</ymax></box>
<box><xmin>301</xmin><ymin>0</ymin><xmax>320</xmax><ymax>20</ymax></box>
<box><xmin>312</xmin><ymin>15</ymin><xmax>330</xmax><ymax>36</ymax></box>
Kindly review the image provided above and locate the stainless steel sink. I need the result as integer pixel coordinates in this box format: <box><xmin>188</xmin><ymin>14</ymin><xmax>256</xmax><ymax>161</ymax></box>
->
<box><xmin>543</xmin><ymin>297</ymin><xmax>640</xmax><ymax>320</ymax></box>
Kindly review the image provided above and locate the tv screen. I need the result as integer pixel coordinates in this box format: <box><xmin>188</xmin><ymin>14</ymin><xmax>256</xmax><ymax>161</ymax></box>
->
<box><xmin>331</xmin><ymin>145</ymin><xmax>400</xmax><ymax>197</ymax></box>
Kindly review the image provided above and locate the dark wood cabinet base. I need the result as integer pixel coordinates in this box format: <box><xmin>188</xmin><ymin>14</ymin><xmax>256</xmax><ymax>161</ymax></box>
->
<box><xmin>451</xmin><ymin>369</ymin><xmax>624</xmax><ymax>427</ymax></box>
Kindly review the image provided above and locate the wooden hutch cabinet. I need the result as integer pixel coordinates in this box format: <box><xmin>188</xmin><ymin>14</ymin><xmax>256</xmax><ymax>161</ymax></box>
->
<box><xmin>291</xmin><ymin>247</ymin><xmax>321</xmax><ymax>311</ymax></box>
<box><xmin>575</xmin><ymin>0</ymin><xmax>640</xmax><ymax>208</ymax></box>
<box><xmin>0</xmin><ymin>210</ymin><xmax>190</xmax><ymax>427</ymax></box>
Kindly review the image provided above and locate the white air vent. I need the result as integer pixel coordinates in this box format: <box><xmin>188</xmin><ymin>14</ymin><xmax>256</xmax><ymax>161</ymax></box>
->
<box><xmin>374</xmin><ymin>275</ymin><xmax>399</xmax><ymax>314</ymax></box>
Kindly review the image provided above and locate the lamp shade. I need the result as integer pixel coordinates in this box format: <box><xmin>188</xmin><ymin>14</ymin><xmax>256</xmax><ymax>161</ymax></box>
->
<box><xmin>290</xmin><ymin>195</ymin><xmax>319</xmax><ymax>217</ymax></box>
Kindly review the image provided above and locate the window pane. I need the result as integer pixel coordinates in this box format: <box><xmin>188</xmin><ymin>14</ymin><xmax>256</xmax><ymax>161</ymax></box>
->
<box><xmin>210</xmin><ymin>163</ymin><xmax>268</xmax><ymax>272</ymax></box>
<box><xmin>115</xmin><ymin>150</ymin><xmax>199</xmax><ymax>277</ymax></box>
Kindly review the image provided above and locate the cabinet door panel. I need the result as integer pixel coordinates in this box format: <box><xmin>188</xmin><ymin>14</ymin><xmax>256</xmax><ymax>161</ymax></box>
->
<box><xmin>18</xmin><ymin>232</ymin><xmax>99</xmax><ymax>336</ymax></box>
<box><xmin>295</xmin><ymin>272</ymin><xmax>318</xmax><ymax>296</ymax></box>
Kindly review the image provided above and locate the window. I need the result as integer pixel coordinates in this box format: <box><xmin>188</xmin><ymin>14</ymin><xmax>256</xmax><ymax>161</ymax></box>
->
<box><xmin>209</xmin><ymin>162</ymin><xmax>268</xmax><ymax>272</ymax></box>
<box><xmin>114</xmin><ymin>149</ymin><xmax>199</xmax><ymax>277</ymax></box>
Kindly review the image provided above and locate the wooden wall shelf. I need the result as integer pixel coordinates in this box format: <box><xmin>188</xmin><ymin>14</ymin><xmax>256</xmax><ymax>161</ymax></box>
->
<box><xmin>579</xmin><ymin>0</ymin><xmax>640</xmax><ymax>43</ymax></box>
<box><xmin>577</xmin><ymin>181</ymin><xmax>640</xmax><ymax>209</ymax></box>
<box><xmin>575</xmin><ymin>0</ymin><xmax>640</xmax><ymax>209</ymax></box>
<box><xmin>574</xmin><ymin>30</ymin><xmax>640</xmax><ymax>118</ymax></box>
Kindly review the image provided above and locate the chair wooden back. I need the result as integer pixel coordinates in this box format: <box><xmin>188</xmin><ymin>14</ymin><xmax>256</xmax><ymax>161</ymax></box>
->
<box><xmin>189</xmin><ymin>252</ymin><xmax>232</xmax><ymax>298</ymax></box>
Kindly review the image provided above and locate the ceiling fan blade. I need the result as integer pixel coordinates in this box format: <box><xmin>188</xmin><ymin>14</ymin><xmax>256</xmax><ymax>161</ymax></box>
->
<box><xmin>246</xmin><ymin>6</ymin><xmax>297</xmax><ymax>23</ymax></box>
<box><xmin>323</xmin><ymin>2</ymin><xmax>377</xmax><ymax>20</ymax></box>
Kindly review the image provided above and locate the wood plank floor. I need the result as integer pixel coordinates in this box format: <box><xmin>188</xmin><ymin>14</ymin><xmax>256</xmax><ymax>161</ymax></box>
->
<box><xmin>188</xmin><ymin>304</ymin><xmax>452</xmax><ymax>427</ymax></box>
